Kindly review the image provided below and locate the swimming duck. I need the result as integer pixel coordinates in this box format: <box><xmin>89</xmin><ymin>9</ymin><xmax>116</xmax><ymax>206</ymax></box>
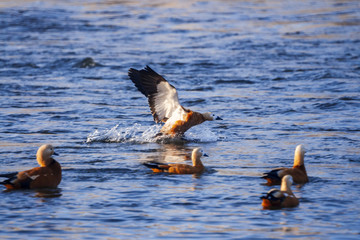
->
<box><xmin>0</xmin><ymin>144</ymin><xmax>61</xmax><ymax>190</ymax></box>
<box><xmin>261</xmin><ymin>175</ymin><xmax>299</xmax><ymax>209</ymax></box>
<box><xmin>128</xmin><ymin>66</ymin><xmax>222</xmax><ymax>138</ymax></box>
<box><xmin>143</xmin><ymin>148</ymin><xmax>207</xmax><ymax>174</ymax></box>
<box><xmin>262</xmin><ymin>145</ymin><xmax>308</xmax><ymax>186</ymax></box>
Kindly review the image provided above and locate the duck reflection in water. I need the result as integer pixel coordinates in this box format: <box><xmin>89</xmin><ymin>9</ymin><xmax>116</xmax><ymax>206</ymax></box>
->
<box><xmin>35</xmin><ymin>188</ymin><xmax>62</xmax><ymax>198</ymax></box>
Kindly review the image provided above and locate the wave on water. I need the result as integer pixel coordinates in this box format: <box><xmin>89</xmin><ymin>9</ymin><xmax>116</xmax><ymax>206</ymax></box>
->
<box><xmin>86</xmin><ymin>123</ymin><xmax>219</xmax><ymax>143</ymax></box>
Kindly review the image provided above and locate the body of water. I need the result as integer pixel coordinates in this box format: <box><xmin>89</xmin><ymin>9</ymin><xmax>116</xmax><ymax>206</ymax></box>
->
<box><xmin>0</xmin><ymin>0</ymin><xmax>360</xmax><ymax>239</ymax></box>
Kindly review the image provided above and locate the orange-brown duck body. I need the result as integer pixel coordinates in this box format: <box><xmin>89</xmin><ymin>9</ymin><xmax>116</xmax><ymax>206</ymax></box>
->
<box><xmin>143</xmin><ymin>148</ymin><xmax>206</xmax><ymax>174</ymax></box>
<box><xmin>262</xmin><ymin>145</ymin><xmax>308</xmax><ymax>186</ymax></box>
<box><xmin>128</xmin><ymin>66</ymin><xmax>221</xmax><ymax>138</ymax></box>
<box><xmin>161</xmin><ymin>111</ymin><xmax>211</xmax><ymax>137</ymax></box>
<box><xmin>0</xmin><ymin>144</ymin><xmax>61</xmax><ymax>190</ymax></box>
<box><xmin>261</xmin><ymin>175</ymin><xmax>299</xmax><ymax>210</ymax></box>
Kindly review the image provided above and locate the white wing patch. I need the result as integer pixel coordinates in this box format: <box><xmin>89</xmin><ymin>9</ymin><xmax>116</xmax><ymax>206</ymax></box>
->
<box><xmin>268</xmin><ymin>189</ymin><xmax>281</xmax><ymax>197</ymax></box>
<box><xmin>29</xmin><ymin>174</ymin><xmax>40</xmax><ymax>180</ymax></box>
<box><xmin>277</xmin><ymin>169</ymin><xmax>285</xmax><ymax>177</ymax></box>
<box><xmin>153</xmin><ymin>81</ymin><xmax>182</xmax><ymax>121</ymax></box>
<box><xmin>163</xmin><ymin>106</ymin><xmax>188</xmax><ymax>129</ymax></box>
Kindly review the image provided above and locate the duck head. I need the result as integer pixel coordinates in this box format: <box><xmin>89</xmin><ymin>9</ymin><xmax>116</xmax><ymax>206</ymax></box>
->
<box><xmin>202</xmin><ymin>112</ymin><xmax>223</xmax><ymax>121</ymax></box>
<box><xmin>36</xmin><ymin>144</ymin><xmax>58</xmax><ymax>167</ymax></box>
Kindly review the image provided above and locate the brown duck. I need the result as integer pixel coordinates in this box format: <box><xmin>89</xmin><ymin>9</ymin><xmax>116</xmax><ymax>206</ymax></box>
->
<box><xmin>262</xmin><ymin>144</ymin><xmax>308</xmax><ymax>186</ymax></box>
<box><xmin>0</xmin><ymin>144</ymin><xmax>61</xmax><ymax>190</ymax></box>
<box><xmin>261</xmin><ymin>175</ymin><xmax>300</xmax><ymax>209</ymax></box>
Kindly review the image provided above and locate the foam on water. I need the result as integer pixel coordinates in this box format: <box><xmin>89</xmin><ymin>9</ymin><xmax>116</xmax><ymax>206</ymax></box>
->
<box><xmin>86</xmin><ymin>123</ymin><xmax>219</xmax><ymax>143</ymax></box>
<box><xmin>86</xmin><ymin>123</ymin><xmax>159</xmax><ymax>143</ymax></box>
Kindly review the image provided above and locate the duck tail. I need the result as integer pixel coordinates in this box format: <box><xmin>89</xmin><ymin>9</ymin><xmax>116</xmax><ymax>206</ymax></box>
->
<box><xmin>143</xmin><ymin>161</ymin><xmax>163</xmax><ymax>169</ymax></box>
<box><xmin>0</xmin><ymin>179</ymin><xmax>11</xmax><ymax>186</ymax></box>
<box><xmin>262</xmin><ymin>169</ymin><xmax>281</xmax><ymax>179</ymax></box>
<box><xmin>0</xmin><ymin>172</ymin><xmax>17</xmax><ymax>184</ymax></box>
<box><xmin>142</xmin><ymin>162</ymin><xmax>170</xmax><ymax>172</ymax></box>
<box><xmin>261</xmin><ymin>169</ymin><xmax>283</xmax><ymax>185</ymax></box>
<box><xmin>0</xmin><ymin>173</ymin><xmax>18</xmax><ymax>188</ymax></box>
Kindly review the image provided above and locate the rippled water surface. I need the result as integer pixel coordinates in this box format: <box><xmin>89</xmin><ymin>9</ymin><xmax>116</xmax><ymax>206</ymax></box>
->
<box><xmin>1</xmin><ymin>0</ymin><xmax>360</xmax><ymax>239</ymax></box>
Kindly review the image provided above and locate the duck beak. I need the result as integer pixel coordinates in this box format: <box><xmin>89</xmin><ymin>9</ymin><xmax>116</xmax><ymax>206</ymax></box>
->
<box><xmin>215</xmin><ymin>116</ymin><xmax>223</xmax><ymax>120</ymax></box>
<box><xmin>53</xmin><ymin>152</ymin><xmax>59</xmax><ymax>156</ymax></box>
<box><xmin>203</xmin><ymin>153</ymin><xmax>209</xmax><ymax>157</ymax></box>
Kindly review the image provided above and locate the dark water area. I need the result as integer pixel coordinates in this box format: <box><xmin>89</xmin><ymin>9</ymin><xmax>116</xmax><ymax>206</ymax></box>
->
<box><xmin>0</xmin><ymin>0</ymin><xmax>360</xmax><ymax>239</ymax></box>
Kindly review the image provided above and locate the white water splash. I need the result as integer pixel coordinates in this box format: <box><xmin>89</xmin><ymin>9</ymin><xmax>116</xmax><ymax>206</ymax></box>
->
<box><xmin>86</xmin><ymin>123</ymin><xmax>219</xmax><ymax>143</ymax></box>
<box><xmin>86</xmin><ymin>123</ymin><xmax>161</xmax><ymax>143</ymax></box>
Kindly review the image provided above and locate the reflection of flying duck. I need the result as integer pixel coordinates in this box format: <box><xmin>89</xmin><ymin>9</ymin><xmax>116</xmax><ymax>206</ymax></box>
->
<box><xmin>0</xmin><ymin>144</ymin><xmax>62</xmax><ymax>190</ymax></box>
<box><xmin>144</xmin><ymin>144</ymin><xmax>192</xmax><ymax>164</ymax></box>
<box><xmin>262</xmin><ymin>145</ymin><xmax>308</xmax><ymax>186</ymax></box>
<box><xmin>261</xmin><ymin>175</ymin><xmax>299</xmax><ymax>209</ymax></box>
<box><xmin>143</xmin><ymin>148</ymin><xmax>207</xmax><ymax>174</ymax></box>
<box><xmin>128</xmin><ymin>66</ymin><xmax>222</xmax><ymax>138</ymax></box>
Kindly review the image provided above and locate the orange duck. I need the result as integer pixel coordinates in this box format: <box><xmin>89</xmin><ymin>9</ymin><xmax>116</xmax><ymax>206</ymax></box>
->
<box><xmin>143</xmin><ymin>148</ymin><xmax>207</xmax><ymax>174</ymax></box>
<box><xmin>0</xmin><ymin>144</ymin><xmax>61</xmax><ymax>190</ymax></box>
<box><xmin>261</xmin><ymin>175</ymin><xmax>299</xmax><ymax>209</ymax></box>
<box><xmin>262</xmin><ymin>144</ymin><xmax>308</xmax><ymax>186</ymax></box>
<box><xmin>128</xmin><ymin>66</ymin><xmax>222</xmax><ymax>138</ymax></box>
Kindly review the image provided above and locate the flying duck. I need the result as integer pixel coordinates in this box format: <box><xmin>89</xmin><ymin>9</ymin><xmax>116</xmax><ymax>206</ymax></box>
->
<box><xmin>0</xmin><ymin>144</ymin><xmax>62</xmax><ymax>190</ymax></box>
<box><xmin>261</xmin><ymin>175</ymin><xmax>300</xmax><ymax>209</ymax></box>
<box><xmin>143</xmin><ymin>148</ymin><xmax>207</xmax><ymax>174</ymax></box>
<box><xmin>128</xmin><ymin>66</ymin><xmax>222</xmax><ymax>138</ymax></box>
<box><xmin>262</xmin><ymin>145</ymin><xmax>308</xmax><ymax>186</ymax></box>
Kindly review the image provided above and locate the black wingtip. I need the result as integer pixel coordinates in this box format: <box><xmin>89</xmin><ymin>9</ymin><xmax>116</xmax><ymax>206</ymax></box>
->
<box><xmin>128</xmin><ymin>68</ymin><xmax>139</xmax><ymax>79</ymax></box>
<box><xmin>128</xmin><ymin>67</ymin><xmax>136</xmax><ymax>74</ymax></box>
<box><xmin>128</xmin><ymin>67</ymin><xmax>149</xmax><ymax>97</ymax></box>
<box><xmin>145</xmin><ymin>65</ymin><xmax>157</xmax><ymax>72</ymax></box>
<box><xmin>128</xmin><ymin>65</ymin><xmax>157</xmax><ymax>77</ymax></box>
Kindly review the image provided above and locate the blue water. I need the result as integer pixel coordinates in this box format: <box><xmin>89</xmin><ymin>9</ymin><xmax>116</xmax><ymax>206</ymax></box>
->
<box><xmin>1</xmin><ymin>0</ymin><xmax>360</xmax><ymax>239</ymax></box>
